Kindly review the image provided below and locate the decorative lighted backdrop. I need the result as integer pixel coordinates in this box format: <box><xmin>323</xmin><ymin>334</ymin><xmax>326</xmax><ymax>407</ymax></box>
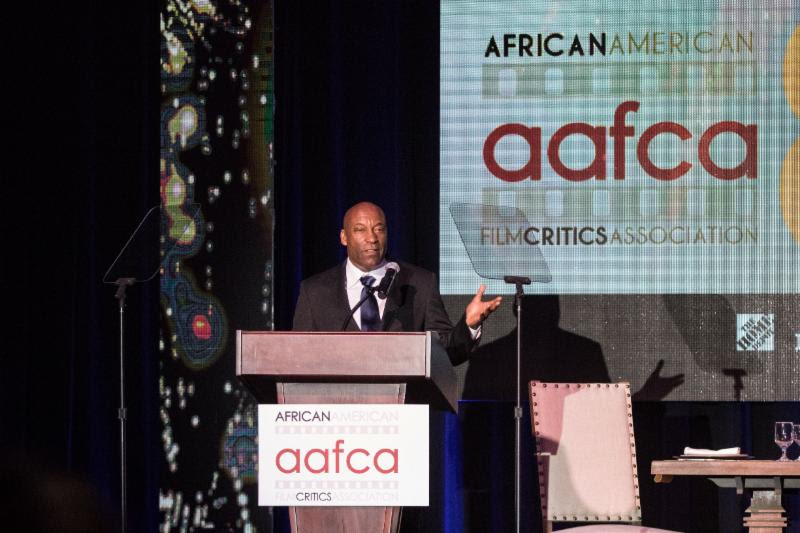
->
<box><xmin>159</xmin><ymin>1</ymin><xmax>274</xmax><ymax>529</ymax></box>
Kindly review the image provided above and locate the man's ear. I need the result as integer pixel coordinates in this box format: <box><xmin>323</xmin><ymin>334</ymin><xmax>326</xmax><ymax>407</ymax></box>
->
<box><xmin>340</xmin><ymin>229</ymin><xmax>347</xmax><ymax>246</ymax></box>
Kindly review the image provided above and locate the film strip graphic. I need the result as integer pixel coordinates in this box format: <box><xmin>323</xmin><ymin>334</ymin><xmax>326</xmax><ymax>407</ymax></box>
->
<box><xmin>274</xmin><ymin>480</ymin><xmax>400</xmax><ymax>490</ymax></box>
<box><xmin>482</xmin><ymin>60</ymin><xmax>758</xmax><ymax>98</ymax></box>
<box><xmin>274</xmin><ymin>425</ymin><xmax>400</xmax><ymax>435</ymax></box>
<box><xmin>481</xmin><ymin>184</ymin><xmax>760</xmax><ymax>222</ymax></box>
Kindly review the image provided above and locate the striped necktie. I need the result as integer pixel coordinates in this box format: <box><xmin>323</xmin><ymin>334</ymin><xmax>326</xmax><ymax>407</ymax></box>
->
<box><xmin>360</xmin><ymin>275</ymin><xmax>380</xmax><ymax>331</ymax></box>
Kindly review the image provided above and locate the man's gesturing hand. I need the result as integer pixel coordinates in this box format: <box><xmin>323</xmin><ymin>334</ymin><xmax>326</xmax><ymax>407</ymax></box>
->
<box><xmin>465</xmin><ymin>284</ymin><xmax>502</xmax><ymax>328</ymax></box>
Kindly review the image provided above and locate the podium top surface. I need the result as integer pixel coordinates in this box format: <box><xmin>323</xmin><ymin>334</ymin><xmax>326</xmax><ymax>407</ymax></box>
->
<box><xmin>235</xmin><ymin>331</ymin><xmax>458</xmax><ymax>411</ymax></box>
<box><xmin>237</xmin><ymin>331</ymin><xmax>432</xmax><ymax>378</ymax></box>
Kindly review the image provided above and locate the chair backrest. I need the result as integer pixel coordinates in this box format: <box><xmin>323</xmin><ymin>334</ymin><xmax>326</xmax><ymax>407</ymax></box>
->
<box><xmin>529</xmin><ymin>381</ymin><xmax>641</xmax><ymax>529</ymax></box>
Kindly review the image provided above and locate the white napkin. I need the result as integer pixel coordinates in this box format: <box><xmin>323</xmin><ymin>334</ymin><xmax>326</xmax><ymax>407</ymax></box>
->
<box><xmin>683</xmin><ymin>446</ymin><xmax>741</xmax><ymax>456</ymax></box>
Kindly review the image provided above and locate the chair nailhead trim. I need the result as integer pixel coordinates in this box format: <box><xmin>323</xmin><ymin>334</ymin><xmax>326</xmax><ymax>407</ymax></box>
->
<box><xmin>530</xmin><ymin>381</ymin><xmax>642</xmax><ymax>527</ymax></box>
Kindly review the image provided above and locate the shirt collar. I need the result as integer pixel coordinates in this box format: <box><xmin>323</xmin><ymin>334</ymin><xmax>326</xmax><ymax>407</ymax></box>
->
<box><xmin>345</xmin><ymin>258</ymin><xmax>388</xmax><ymax>289</ymax></box>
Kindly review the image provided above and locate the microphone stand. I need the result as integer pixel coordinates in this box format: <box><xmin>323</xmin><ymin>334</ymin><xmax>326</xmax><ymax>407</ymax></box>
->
<box><xmin>340</xmin><ymin>288</ymin><xmax>375</xmax><ymax>331</ymax></box>
<box><xmin>114</xmin><ymin>277</ymin><xmax>135</xmax><ymax>533</ymax></box>
<box><xmin>504</xmin><ymin>275</ymin><xmax>530</xmax><ymax>533</ymax></box>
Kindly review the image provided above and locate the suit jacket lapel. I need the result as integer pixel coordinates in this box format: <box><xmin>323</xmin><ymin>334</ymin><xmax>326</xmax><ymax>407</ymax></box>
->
<box><xmin>381</xmin><ymin>266</ymin><xmax>405</xmax><ymax>332</ymax></box>
<box><xmin>337</xmin><ymin>262</ymin><xmax>361</xmax><ymax>332</ymax></box>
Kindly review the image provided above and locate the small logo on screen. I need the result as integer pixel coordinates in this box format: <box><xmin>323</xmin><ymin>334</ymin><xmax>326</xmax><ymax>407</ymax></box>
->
<box><xmin>736</xmin><ymin>314</ymin><xmax>774</xmax><ymax>352</ymax></box>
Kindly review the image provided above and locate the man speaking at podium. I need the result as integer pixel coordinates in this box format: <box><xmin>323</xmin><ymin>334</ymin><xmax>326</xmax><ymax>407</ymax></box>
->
<box><xmin>292</xmin><ymin>201</ymin><xmax>502</xmax><ymax>364</ymax></box>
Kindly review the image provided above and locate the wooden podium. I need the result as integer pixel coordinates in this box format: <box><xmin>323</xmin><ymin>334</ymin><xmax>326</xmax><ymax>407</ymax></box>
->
<box><xmin>236</xmin><ymin>331</ymin><xmax>458</xmax><ymax>533</ymax></box>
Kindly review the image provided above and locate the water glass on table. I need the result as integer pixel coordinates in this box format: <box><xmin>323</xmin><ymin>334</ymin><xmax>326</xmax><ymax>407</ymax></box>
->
<box><xmin>775</xmin><ymin>421</ymin><xmax>794</xmax><ymax>461</ymax></box>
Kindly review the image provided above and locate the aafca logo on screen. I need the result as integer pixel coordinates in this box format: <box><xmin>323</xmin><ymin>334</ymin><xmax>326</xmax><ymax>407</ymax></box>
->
<box><xmin>736</xmin><ymin>314</ymin><xmax>775</xmax><ymax>352</ymax></box>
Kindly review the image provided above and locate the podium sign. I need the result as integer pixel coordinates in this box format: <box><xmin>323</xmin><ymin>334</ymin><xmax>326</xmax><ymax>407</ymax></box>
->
<box><xmin>238</xmin><ymin>332</ymin><xmax>452</xmax><ymax>532</ymax></box>
<box><xmin>258</xmin><ymin>404</ymin><xmax>429</xmax><ymax>507</ymax></box>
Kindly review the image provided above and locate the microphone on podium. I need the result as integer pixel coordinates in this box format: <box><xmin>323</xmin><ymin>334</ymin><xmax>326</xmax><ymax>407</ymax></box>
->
<box><xmin>375</xmin><ymin>262</ymin><xmax>400</xmax><ymax>299</ymax></box>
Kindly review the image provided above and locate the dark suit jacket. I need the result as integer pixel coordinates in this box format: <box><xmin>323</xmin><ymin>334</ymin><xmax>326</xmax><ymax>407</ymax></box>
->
<box><xmin>292</xmin><ymin>260</ymin><xmax>477</xmax><ymax>365</ymax></box>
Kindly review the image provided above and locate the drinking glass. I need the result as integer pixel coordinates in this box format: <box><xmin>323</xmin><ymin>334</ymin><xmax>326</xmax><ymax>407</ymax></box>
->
<box><xmin>775</xmin><ymin>421</ymin><xmax>793</xmax><ymax>461</ymax></box>
<box><xmin>794</xmin><ymin>423</ymin><xmax>800</xmax><ymax>461</ymax></box>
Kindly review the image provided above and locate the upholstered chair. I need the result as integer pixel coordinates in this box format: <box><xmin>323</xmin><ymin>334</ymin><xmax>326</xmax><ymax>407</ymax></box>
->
<box><xmin>529</xmin><ymin>381</ymin><xmax>682</xmax><ymax>533</ymax></box>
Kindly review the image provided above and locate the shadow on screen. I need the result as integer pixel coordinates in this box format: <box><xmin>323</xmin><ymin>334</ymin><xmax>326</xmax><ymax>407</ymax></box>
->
<box><xmin>662</xmin><ymin>294</ymin><xmax>764</xmax><ymax>400</ymax></box>
<box><xmin>462</xmin><ymin>295</ymin><xmax>610</xmax><ymax>401</ymax></box>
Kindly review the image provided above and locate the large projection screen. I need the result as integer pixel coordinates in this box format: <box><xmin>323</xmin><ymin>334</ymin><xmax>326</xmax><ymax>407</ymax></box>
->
<box><xmin>440</xmin><ymin>0</ymin><xmax>800</xmax><ymax>401</ymax></box>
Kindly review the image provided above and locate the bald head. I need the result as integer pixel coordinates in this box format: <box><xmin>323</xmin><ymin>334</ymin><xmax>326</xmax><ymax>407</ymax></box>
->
<box><xmin>340</xmin><ymin>202</ymin><xmax>388</xmax><ymax>271</ymax></box>
<box><xmin>342</xmin><ymin>202</ymin><xmax>385</xmax><ymax>228</ymax></box>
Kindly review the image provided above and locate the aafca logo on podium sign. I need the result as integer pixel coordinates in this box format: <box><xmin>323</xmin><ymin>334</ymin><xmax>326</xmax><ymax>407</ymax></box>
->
<box><xmin>257</xmin><ymin>404</ymin><xmax>429</xmax><ymax>507</ymax></box>
<box><xmin>736</xmin><ymin>314</ymin><xmax>775</xmax><ymax>352</ymax></box>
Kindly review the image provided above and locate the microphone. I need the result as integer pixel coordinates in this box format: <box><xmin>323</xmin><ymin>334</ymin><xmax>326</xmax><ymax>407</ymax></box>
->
<box><xmin>375</xmin><ymin>262</ymin><xmax>400</xmax><ymax>299</ymax></box>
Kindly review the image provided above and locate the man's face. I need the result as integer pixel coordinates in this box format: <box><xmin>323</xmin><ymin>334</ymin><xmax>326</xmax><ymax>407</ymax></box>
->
<box><xmin>340</xmin><ymin>203</ymin><xmax>388</xmax><ymax>271</ymax></box>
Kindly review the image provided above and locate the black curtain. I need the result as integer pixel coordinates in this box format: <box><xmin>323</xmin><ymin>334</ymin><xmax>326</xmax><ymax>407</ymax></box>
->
<box><xmin>274</xmin><ymin>0</ymin><xmax>441</xmax><ymax>331</ymax></box>
<box><xmin>3</xmin><ymin>1</ymin><xmax>160</xmax><ymax>530</ymax></box>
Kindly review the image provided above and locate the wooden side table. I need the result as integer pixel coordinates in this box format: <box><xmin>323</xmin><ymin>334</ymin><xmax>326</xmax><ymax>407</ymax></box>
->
<box><xmin>651</xmin><ymin>460</ymin><xmax>800</xmax><ymax>532</ymax></box>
